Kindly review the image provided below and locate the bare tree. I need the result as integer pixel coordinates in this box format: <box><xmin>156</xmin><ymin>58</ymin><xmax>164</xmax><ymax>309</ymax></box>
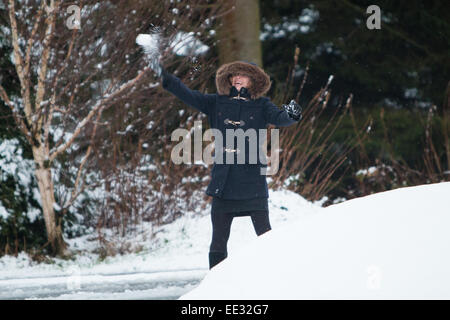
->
<box><xmin>0</xmin><ymin>0</ymin><xmax>225</xmax><ymax>256</ymax></box>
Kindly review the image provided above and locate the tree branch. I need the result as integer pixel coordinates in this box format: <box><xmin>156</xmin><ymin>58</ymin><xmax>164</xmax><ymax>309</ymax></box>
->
<box><xmin>35</xmin><ymin>0</ymin><xmax>60</xmax><ymax>135</ymax></box>
<box><xmin>8</xmin><ymin>0</ymin><xmax>33</xmax><ymax>129</ymax></box>
<box><xmin>24</xmin><ymin>2</ymin><xmax>45</xmax><ymax>77</ymax></box>
<box><xmin>62</xmin><ymin>110</ymin><xmax>102</xmax><ymax>211</ymax></box>
<box><xmin>49</xmin><ymin>67</ymin><xmax>150</xmax><ymax>162</ymax></box>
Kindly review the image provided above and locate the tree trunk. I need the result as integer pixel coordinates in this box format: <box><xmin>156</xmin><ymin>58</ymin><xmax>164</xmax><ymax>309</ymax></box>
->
<box><xmin>217</xmin><ymin>0</ymin><xmax>263</xmax><ymax>67</ymax></box>
<box><xmin>32</xmin><ymin>145</ymin><xmax>67</xmax><ymax>256</ymax></box>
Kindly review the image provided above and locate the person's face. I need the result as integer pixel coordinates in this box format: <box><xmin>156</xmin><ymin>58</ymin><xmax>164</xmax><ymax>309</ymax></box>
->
<box><xmin>231</xmin><ymin>74</ymin><xmax>251</xmax><ymax>91</ymax></box>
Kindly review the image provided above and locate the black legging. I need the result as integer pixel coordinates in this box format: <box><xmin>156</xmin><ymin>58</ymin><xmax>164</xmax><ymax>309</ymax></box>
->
<box><xmin>209</xmin><ymin>210</ymin><xmax>271</xmax><ymax>254</ymax></box>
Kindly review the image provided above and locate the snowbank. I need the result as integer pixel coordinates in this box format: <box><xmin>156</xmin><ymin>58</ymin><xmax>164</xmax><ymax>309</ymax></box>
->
<box><xmin>181</xmin><ymin>182</ymin><xmax>450</xmax><ymax>299</ymax></box>
<box><xmin>0</xmin><ymin>189</ymin><xmax>320</xmax><ymax>299</ymax></box>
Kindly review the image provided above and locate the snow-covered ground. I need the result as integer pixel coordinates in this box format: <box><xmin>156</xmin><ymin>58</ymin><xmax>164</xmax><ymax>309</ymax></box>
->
<box><xmin>0</xmin><ymin>188</ymin><xmax>320</xmax><ymax>299</ymax></box>
<box><xmin>3</xmin><ymin>182</ymin><xmax>448</xmax><ymax>300</ymax></box>
<box><xmin>181</xmin><ymin>182</ymin><xmax>450</xmax><ymax>300</ymax></box>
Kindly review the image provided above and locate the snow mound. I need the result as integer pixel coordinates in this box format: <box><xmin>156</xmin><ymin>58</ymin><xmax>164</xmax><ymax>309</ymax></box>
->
<box><xmin>181</xmin><ymin>182</ymin><xmax>450</xmax><ymax>299</ymax></box>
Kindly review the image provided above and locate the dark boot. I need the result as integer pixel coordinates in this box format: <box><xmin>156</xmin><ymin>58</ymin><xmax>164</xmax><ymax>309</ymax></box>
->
<box><xmin>209</xmin><ymin>251</ymin><xmax>227</xmax><ymax>269</ymax></box>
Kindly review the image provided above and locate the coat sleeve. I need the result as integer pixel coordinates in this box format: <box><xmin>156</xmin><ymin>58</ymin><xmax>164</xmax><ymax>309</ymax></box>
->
<box><xmin>263</xmin><ymin>98</ymin><xmax>299</xmax><ymax>127</ymax></box>
<box><xmin>161</xmin><ymin>70</ymin><xmax>215</xmax><ymax>116</ymax></box>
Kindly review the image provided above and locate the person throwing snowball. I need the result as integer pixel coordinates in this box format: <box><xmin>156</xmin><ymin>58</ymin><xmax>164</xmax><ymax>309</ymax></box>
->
<box><xmin>144</xmin><ymin>51</ymin><xmax>301</xmax><ymax>269</ymax></box>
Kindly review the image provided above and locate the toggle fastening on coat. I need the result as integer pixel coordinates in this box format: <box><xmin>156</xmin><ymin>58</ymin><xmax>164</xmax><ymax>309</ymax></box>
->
<box><xmin>161</xmin><ymin>61</ymin><xmax>300</xmax><ymax>200</ymax></box>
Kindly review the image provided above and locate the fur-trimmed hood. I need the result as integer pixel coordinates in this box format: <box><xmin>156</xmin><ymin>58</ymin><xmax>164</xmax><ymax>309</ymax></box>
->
<box><xmin>215</xmin><ymin>61</ymin><xmax>271</xmax><ymax>99</ymax></box>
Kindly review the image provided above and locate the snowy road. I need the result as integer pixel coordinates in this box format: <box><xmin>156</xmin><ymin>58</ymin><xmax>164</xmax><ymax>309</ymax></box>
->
<box><xmin>0</xmin><ymin>269</ymin><xmax>206</xmax><ymax>300</ymax></box>
<box><xmin>0</xmin><ymin>190</ymin><xmax>317</xmax><ymax>300</ymax></box>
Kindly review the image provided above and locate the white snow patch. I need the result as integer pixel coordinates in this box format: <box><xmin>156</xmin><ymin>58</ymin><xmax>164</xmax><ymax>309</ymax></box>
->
<box><xmin>356</xmin><ymin>166</ymin><xmax>377</xmax><ymax>176</ymax></box>
<box><xmin>170</xmin><ymin>32</ymin><xmax>209</xmax><ymax>56</ymax></box>
<box><xmin>0</xmin><ymin>205</ymin><xmax>10</xmax><ymax>220</ymax></box>
<box><xmin>0</xmin><ymin>139</ymin><xmax>40</xmax><ymax>222</ymax></box>
<box><xmin>181</xmin><ymin>182</ymin><xmax>450</xmax><ymax>300</ymax></box>
<box><xmin>136</xmin><ymin>33</ymin><xmax>160</xmax><ymax>55</ymax></box>
<box><xmin>0</xmin><ymin>188</ymin><xmax>319</xmax><ymax>299</ymax></box>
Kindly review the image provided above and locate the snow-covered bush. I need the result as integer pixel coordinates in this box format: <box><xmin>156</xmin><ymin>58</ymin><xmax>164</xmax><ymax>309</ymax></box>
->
<box><xmin>0</xmin><ymin>136</ymin><xmax>96</xmax><ymax>256</ymax></box>
<box><xmin>0</xmin><ymin>138</ymin><xmax>45</xmax><ymax>255</ymax></box>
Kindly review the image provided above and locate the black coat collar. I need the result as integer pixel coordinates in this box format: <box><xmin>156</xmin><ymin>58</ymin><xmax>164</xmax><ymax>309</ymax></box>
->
<box><xmin>229</xmin><ymin>86</ymin><xmax>251</xmax><ymax>100</ymax></box>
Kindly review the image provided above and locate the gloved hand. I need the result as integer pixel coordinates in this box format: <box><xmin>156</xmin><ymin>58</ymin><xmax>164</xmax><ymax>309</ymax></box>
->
<box><xmin>282</xmin><ymin>99</ymin><xmax>302</xmax><ymax>121</ymax></box>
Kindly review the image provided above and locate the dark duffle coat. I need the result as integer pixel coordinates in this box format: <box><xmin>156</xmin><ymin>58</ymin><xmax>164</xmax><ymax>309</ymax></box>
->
<box><xmin>161</xmin><ymin>61</ymin><xmax>299</xmax><ymax>201</ymax></box>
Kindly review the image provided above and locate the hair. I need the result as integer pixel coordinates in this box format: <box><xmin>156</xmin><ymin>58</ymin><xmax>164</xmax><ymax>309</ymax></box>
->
<box><xmin>216</xmin><ymin>61</ymin><xmax>271</xmax><ymax>99</ymax></box>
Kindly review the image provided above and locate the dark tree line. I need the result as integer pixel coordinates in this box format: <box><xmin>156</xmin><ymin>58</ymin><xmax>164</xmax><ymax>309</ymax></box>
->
<box><xmin>261</xmin><ymin>0</ymin><xmax>449</xmax><ymax>110</ymax></box>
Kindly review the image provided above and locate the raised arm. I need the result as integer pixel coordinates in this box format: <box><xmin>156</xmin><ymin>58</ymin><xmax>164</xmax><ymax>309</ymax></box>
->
<box><xmin>136</xmin><ymin>33</ymin><xmax>215</xmax><ymax>115</ymax></box>
<box><xmin>161</xmin><ymin>69</ymin><xmax>215</xmax><ymax>116</ymax></box>
<box><xmin>263</xmin><ymin>98</ymin><xmax>302</xmax><ymax>127</ymax></box>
